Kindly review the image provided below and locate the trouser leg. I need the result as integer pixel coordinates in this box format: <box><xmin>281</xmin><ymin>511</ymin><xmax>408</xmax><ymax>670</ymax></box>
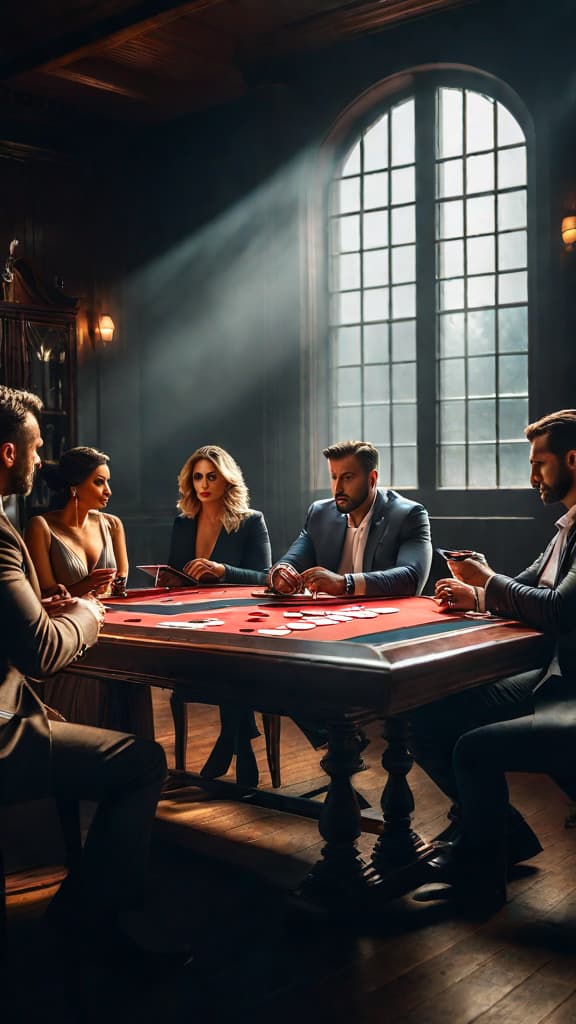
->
<box><xmin>407</xmin><ymin>669</ymin><xmax>540</xmax><ymax>800</ymax></box>
<box><xmin>49</xmin><ymin>721</ymin><xmax>167</xmax><ymax>917</ymax></box>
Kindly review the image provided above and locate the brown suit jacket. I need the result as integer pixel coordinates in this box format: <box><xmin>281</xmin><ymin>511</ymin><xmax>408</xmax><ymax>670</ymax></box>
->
<box><xmin>0</xmin><ymin>507</ymin><xmax>100</xmax><ymax>802</ymax></box>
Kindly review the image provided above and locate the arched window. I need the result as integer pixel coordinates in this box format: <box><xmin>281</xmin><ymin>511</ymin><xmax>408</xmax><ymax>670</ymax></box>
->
<box><xmin>327</xmin><ymin>75</ymin><xmax>529</xmax><ymax>492</ymax></box>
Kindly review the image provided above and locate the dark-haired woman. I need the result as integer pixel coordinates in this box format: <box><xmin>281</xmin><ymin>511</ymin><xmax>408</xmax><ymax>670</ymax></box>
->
<box><xmin>167</xmin><ymin>445</ymin><xmax>271</xmax><ymax>786</ymax></box>
<box><xmin>25</xmin><ymin>447</ymin><xmax>153</xmax><ymax>736</ymax></box>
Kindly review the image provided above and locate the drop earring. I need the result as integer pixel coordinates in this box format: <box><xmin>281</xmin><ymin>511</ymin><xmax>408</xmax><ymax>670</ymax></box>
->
<box><xmin>72</xmin><ymin>488</ymin><xmax>79</xmax><ymax>528</ymax></box>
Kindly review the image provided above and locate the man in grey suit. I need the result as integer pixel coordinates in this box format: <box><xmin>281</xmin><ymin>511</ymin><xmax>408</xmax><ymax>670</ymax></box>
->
<box><xmin>270</xmin><ymin>440</ymin><xmax>432</xmax><ymax>599</ymax></box>
<box><xmin>0</xmin><ymin>385</ymin><xmax>187</xmax><ymax>966</ymax></box>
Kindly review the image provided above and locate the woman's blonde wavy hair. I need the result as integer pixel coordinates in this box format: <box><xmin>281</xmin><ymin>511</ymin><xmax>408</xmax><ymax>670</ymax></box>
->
<box><xmin>177</xmin><ymin>445</ymin><xmax>250</xmax><ymax>533</ymax></box>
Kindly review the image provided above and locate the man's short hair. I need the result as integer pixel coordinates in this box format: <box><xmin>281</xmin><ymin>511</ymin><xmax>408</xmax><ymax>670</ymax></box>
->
<box><xmin>322</xmin><ymin>440</ymin><xmax>379</xmax><ymax>473</ymax></box>
<box><xmin>525</xmin><ymin>410</ymin><xmax>576</xmax><ymax>457</ymax></box>
<box><xmin>0</xmin><ymin>386</ymin><xmax>43</xmax><ymax>445</ymax></box>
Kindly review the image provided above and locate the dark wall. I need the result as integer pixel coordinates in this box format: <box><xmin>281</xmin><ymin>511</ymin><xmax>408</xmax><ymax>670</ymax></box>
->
<box><xmin>3</xmin><ymin>0</ymin><xmax>576</xmax><ymax>580</ymax></box>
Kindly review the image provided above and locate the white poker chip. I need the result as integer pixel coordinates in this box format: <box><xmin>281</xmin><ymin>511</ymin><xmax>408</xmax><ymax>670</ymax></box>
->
<box><xmin>285</xmin><ymin>621</ymin><xmax>316</xmax><ymax>630</ymax></box>
<box><xmin>325</xmin><ymin>613</ymin><xmax>353</xmax><ymax>622</ymax></box>
<box><xmin>306</xmin><ymin>618</ymin><xmax>333</xmax><ymax>626</ymax></box>
<box><xmin>301</xmin><ymin>609</ymin><xmax>327</xmax><ymax>616</ymax></box>
<box><xmin>283</xmin><ymin>611</ymin><xmax>304</xmax><ymax>618</ymax></box>
<box><xmin>352</xmin><ymin>610</ymin><xmax>378</xmax><ymax>618</ymax></box>
<box><xmin>370</xmin><ymin>607</ymin><xmax>400</xmax><ymax>614</ymax></box>
<box><xmin>257</xmin><ymin>627</ymin><xmax>291</xmax><ymax>636</ymax></box>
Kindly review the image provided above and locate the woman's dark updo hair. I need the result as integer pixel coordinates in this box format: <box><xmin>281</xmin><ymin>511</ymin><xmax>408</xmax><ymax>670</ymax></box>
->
<box><xmin>41</xmin><ymin>446</ymin><xmax>110</xmax><ymax>509</ymax></box>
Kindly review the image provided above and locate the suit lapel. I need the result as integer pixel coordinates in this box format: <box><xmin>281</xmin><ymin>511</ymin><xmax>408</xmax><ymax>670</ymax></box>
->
<box><xmin>362</xmin><ymin>491</ymin><xmax>389</xmax><ymax>570</ymax></box>
<box><xmin>555</xmin><ymin>523</ymin><xmax>576</xmax><ymax>586</ymax></box>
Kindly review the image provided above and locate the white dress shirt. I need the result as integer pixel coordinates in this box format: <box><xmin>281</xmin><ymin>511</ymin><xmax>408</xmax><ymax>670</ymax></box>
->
<box><xmin>337</xmin><ymin>492</ymin><xmax>381</xmax><ymax>597</ymax></box>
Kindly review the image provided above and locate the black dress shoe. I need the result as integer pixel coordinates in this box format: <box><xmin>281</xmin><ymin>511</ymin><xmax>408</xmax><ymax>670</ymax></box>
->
<box><xmin>200</xmin><ymin>733</ymin><xmax>235</xmax><ymax>779</ymax></box>
<box><xmin>433</xmin><ymin>806</ymin><xmax>542</xmax><ymax>868</ymax></box>
<box><xmin>419</xmin><ymin>843</ymin><xmax>507</xmax><ymax>913</ymax></box>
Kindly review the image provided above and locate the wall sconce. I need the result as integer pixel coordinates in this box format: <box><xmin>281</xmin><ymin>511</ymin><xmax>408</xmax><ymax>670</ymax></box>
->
<box><xmin>97</xmin><ymin>315</ymin><xmax>115</xmax><ymax>343</ymax></box>
<box><xmin>562</xmin><ymin>216</ymin><xmax>576</xmax><ymax>250</ymax></box>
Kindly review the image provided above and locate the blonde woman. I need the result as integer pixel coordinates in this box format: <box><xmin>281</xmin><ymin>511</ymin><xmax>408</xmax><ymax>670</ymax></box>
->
<box><xmin>167</xmin><ymin>445</ymin><xmax>271</xmax><ymax>785</ymax></box>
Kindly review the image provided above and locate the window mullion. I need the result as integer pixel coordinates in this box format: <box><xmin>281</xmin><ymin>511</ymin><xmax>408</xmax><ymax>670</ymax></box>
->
<box><xmin>414</xmin><ymin>86</ymin><xmax>436</xmax><ymax>491</ymax></box>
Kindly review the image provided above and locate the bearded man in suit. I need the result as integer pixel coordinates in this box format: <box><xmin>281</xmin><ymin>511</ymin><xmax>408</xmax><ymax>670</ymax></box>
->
<box><xmin>0</xmin><ymin>385</ymin><xmax>187</xmax><ymax>967</ymax></box>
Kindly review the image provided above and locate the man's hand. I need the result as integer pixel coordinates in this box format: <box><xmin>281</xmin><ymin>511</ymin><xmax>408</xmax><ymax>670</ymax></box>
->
<box><xmin>268</xmin><ymin>563</ymin><xmax>303</xmax><ymax>595</ymax></box>
<box><xmin>182</xmin><ymin>558</ymin><xmax>225</xmax><ymax>582</ymax></box>
<box><xmin>447</xmin><ymin>551</ymin><xmax>495</xmax><ymax>586</ymax></box>
<box><xmin>435</xmin><ymin>577</ymin><xmax>477</xmax><ymax>612</ymax></box>
<box><xmin>300</xmin><ymin>567</ymin><xmax>346</xmax><ymax>596</ymax></box>
<box><xmin>41</xmin><ymin>593</ymin><xmax>78</xmax><ymax>617</ymax></box>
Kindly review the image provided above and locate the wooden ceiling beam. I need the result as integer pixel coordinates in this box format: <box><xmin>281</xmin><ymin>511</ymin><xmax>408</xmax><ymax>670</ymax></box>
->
<box><xmin>0</xmin><ymin>0</ymin><xmax>224</xmax><ymax>81</ymax></box>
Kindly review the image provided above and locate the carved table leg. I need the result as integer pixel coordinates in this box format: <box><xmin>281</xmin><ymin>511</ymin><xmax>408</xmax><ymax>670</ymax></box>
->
<box><xmin>294</xmin><ymin>719</ymin><xmax>377</xmax><ymax>910</ymax></box>
<box><xmin>369</xmin><ymin>717</ymin><xmax>434</xmax><ymax>894</ymax></box>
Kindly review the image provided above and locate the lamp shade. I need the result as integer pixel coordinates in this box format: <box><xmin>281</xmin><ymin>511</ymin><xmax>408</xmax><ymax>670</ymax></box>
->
<box><xmin>562</xmin><ymin>216</ymin><xmax>576</xmax><ymax>248</ymax></box>
<box><xmin>98</xmin><ymin>315</ymin><xmax>115</xmax><ymax>343</ymax></box>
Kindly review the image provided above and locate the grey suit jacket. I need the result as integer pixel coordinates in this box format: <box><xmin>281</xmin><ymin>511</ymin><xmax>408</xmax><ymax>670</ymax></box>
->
<box><xmin>279</xmin><ymin>489</ymin><xmax>432</xmax><ymax>597</ymax></box>
<box><xmin>0</xmin><ymin>509</ymin><xmax>100</xmax><ymax>802</ymax></box>
<box><xmin>487</xmin><ymin>521</ymin><xmax>576</xmax><ymax>679</ymax></box>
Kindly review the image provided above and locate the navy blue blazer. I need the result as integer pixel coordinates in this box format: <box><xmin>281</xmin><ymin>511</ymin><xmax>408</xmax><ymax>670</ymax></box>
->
<box><xmin>279</xmin><ymin>489</ymin><xmax>432</xmax><ymax>597</ymax></box>
<box><xmin>168</xmin><ymin>510</ymin><xmax>271</xmax><ymax>585</ymax></box>
<box><xmin>487</xmin><ymin>521</ymin><xmax>576</xmax><ymax>679</ymax></box>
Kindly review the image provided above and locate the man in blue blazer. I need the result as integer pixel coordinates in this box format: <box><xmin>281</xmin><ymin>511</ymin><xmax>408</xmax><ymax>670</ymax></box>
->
<box><xmin>269</xmin><ymin>440</ymin><xmax>432</xmax><ymax>599</ymax></box>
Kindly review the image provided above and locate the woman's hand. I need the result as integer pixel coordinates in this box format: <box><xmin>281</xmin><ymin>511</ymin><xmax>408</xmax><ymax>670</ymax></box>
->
<box><xmin>72</xmin><ymin>567</ymin><xmax>117</xmax><ymax>598</ymax></box>
<box><xmin>435</xmin><ymin>576</ymin><xmax>477</xmax><ymax>613</ymax></box>
<box><xmin>182</xmin><ymin>559</ymin><xmax>225</xmax><ymax>582</ymax></box>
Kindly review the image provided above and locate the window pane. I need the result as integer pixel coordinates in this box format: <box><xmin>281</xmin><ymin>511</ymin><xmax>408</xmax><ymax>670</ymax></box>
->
<box><xmin>466</xmin><ymin>195</ymin><xmax>495</xmax><ymax>235</ymax></box>
<box><xmin>392</xmin><ymin>284</ymin><xmax>416</xmax><ymax>319</ymax></box>
<box><xmin>499</xmin><ymin>442</ymin><xmax>528</xmax><ymax>486</ymax></box>
<box><xmin>440</xmin><ymin>400</ymin><xmax>464</xmax><ymax>442</ymax></box>
<box><xmin>499</xmin><ymin>271</ymin><xmax>527</xmax><ymax>304</ymax></box>
<box><xmin>335</xmin><ymin>215</ymin><xmax>360</xmax><ymax>252</ymax></box>
<box><xmin>364</xmin><ymin>363</ymin><xmax>389</xmax><ymax>403</ymax></box>
<box><xmin>468</xmin><ymin>356</ymin><xmax>495</xmax><ymax>397</ymax></box>
<box><xmin>438</xmin><ymin>200</ymin><xmax>464</xmax><ymax>239</ymax></box>
<box><xmin>391</xmin><ymin>100</ymin><xmax>415</xmax><ymax>166</ymax></box>
<box><xmin>392</xmin><ymin>403</ymin><xmax>417</xmax><ymax>443</ymax></box>
<box><xmin>364</xmin><ymin>323</ymin><xmax>389</xmax><ymax>363</ymax></box>
<box><xmin>498</xmin><ymin>190</ymin><xmax>526</xmax><ymax>231</ymax></box>
<box><xmin>391</xmin><ymin>320</ymin><xmax>416</xmax><ymax>361</ymax></box>
<box><xmin>336</xmin><ymin>405</ymin><xmax>362</xmax><ymax>439</ymax></box>
<box><xmin>468</xmin><ymin>274</ymin><xmax>495</xmax><ymax>308</ymax></box>
<box><xmin>363</xmin><ymin>115</ymin><xmax>389</xmax><ymax>172</ymax></box>
<box><xmin>365</xmin><ymin>404</ymin><xmax>390</xmax><ymax>443</ymax></box>
<box><xmin>333</xmin><ymin>291</ymin><xmax>361</xmax><ymax>324</ymax></box>
<box><xmin>391</xmin><ymin>245</ymin><xmax>416</xmax><ymax>283</ymax></box>
<box><xmin>392</xmin><ymin>446</ymin><xmax>417</xmax><ymax>488</ymax></box>
<box><xmin>363</xmin><ymin>211</ymin><xmax>388</xmax><ymax>249</ymax></box>
<box><xmin>335</xmin><ymin>326</ymin><xmax>361</xmax><ymax>365</ymax></box>
<box><xmin>440</xmin><ymin>445</ymin><xmax>466</xmax><ymax>487</ymax></box>
<box><xmin>468</xmin><ymin>399</ymin><xmax>496</xmax><ymax>441</ymax></box>
<box><xmin>438</xmin><ymin>239</ymin><xmax>464</xmax><ymax>278</ymax></box>
<box><xmin>499</xmin><ymin>306</ymin><xmax>528</xmax><ymax>352</ymax></box>
<box><xmin>439</xmin><ymin>313</ymin><xmax>465</xmax><ymax>357</ymax></box>
<box><xmin>336</xmin><ymin>177</ymin><xmax>361</xmax><ymax>213</ymax></box>
<box><xmin>466</xmin><ymin>92</ymin><xmax>494</xmax><ymax>153</ymax></box>
<box><xmin>498</xmin><ymin>230</ymin><xmax>527</xmax><ymax>270</ymax></box>
<box><xmin>466</xmin><ymin>235</ymin><xmax>495</xmax><ymax>275</ymax></box>
<box><xmin>391</xmin><ymin>167</ymin><xmax>415</xmax><ymax>205</ymax></box>
<box><xmin>337</xmin><ymin>367</ymin><xmax>361</xmax><ymax>404</ymax></box>
<box><xmin>468</xmin><ymin>310</ymin><xmax>496</xmax><ymax>354</ymax></box>
<box><xmin>333</xmin><ymin>253</ymin><xmax>361</xmax><ymax>291</ymax></box>
<box><xmin>468</xmin><ymin>444</ymin><xmax>496</xmax><ymax>486</ymax></box>
<box><xmin>364</xmin><ymin>172</ymin><xmax>388</xmax><ymax>210</ymax></box>
<box><xmin>363</xmin><ymin>249</ymin><xmax>389</xmax><ymax>287</ymax></box>
<box><xmin>439</xmin><ymin>278</ymin><xmax>465</xmax><ymax>310</ymax></box>
<box><xmin>364</xmin><ymin>288</ymin><xmax>389</xmax><ymax>321</ymax></box>
<box><xmin>497</xmin><ymin>104</ymin><xmax>524</xmax><ymax>147</ymax></box>
<box><xmin>376</xmin><ymin>446</ymin><xmax>391</xmax><ymax>481</ymax></box>
<box><xmin>499</xmin><ymin>397</ymin><xmax>529</xmax><ymax>439</ymax></box>
<box><xmin>498</xmin><ymin>147</ymin><xmax>526</xmax><ymax>189</ymax></box>
<box><xmin>341</xmin><ymin>142</ymin><xmax>361</xmax><ymax>177</ymax></box>
<box><xmin>499</xmin><ymin>355</ymin><xmax>528</xmax><ymax>395</ymax></box>
<box><xmin>439</xmin><ymin>358</ymin><xmax>465</xmax><ymax>398</ymax></box>
<box><xmin>392</xmin><ymin>362</ymin><xmax>416</xmax><ymax>401</ymax></box>
<box><xmin>391</xmin><ymin>205</ymin><xmax>416</xmax><ymax>244</ymax></box>
<box><xmin>437</xmin><ymin>159</ymin><xmax>463</xmax><ymax>198</ymax></box>
<box><xmin>438</xmin><ymin>89</ymin><xmax>463</xmax><ymax>159</ymax></box>
<box><xmin>466</xmin><ymin>153</ymin><xmax>494</xmax><ymax>194</ymax></box>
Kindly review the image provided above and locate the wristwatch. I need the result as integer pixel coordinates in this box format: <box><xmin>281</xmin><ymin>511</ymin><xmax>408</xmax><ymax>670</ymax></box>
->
<box><xmin>344</xmin><ymin>573</ymin><xmax>355</xmax><ymax>596</ymax></box>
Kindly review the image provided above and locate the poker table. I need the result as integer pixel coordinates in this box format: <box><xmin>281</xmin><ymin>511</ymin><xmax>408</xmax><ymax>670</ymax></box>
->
<box><xmin>76</xmin><ymin>584</ymin><xmax>549</xmax><ymax>906</ymax></box>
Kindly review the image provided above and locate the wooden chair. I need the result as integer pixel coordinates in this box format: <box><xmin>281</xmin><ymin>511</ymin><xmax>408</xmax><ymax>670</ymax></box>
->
<box><xmin>170</xmin><ymin>695</ymin><xmax>282</xmax><ymax>788</ymax></box>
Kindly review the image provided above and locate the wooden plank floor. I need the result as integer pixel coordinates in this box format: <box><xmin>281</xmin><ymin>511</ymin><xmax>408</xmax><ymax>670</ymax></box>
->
<box><xmin>3</xmin><ymin>689</ymin><xmax>576</xmax><ymax>1023</ymax></box>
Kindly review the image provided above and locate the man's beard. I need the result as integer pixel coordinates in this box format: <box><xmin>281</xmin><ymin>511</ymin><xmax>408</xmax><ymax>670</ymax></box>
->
<box><xmin>538</xmin><ymin>464</ymin><xmax>573</xmax><ymax>504</ymax></box>
<box><xmin>10</xmin><ymin>451</ymin><xmax>35</xmax><ymax>496</ymax></box>
<box><xmin>335</xmin><ymin>483</ymin><xmax>370</xmax><ymax>514</ymax></box>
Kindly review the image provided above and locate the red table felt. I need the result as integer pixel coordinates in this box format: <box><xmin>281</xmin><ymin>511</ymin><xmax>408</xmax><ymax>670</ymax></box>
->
<box><xmin>104</xmin><ymin>585</ymin><xmax>469</xmax><ymax>646</ymax></box>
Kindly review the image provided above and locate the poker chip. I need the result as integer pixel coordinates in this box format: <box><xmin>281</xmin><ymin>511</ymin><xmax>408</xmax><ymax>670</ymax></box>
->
<box><xmin>301</xmin><ymin>609</ymin><xmax>327</xmax><ymax>617</ymax></box>
<box><xmin>350</xmin><ymin>610</ymin><xmax>378</xmax><ymax>618</ymax></box>
<box><xmin>326</xmin><ymin>614</ymin><xmax>353</xmax><ymax>622</ymax></box>
<box><xmin>257</xmin><ymin>627</ymin><xmax>291</xmax><ymax>636</ymax></box>
<box><xmin>239</xmin><ymin>628</ymin><xmax>255</xmax><ymax>633</ymax></box>
<box><xmin>283</xmin><ymin>611</ymin><xmax>304</xmax><ymax>618</ymax></box>
<box><xmin>306</xmin><ymin>618</ymin><xmax>333</xmax><ymax>626</ymax></box>
<box><xmin>284</xmin><ymin>620</ymin><xmax>316</xmax><ymax>630</ymax></box>
<box><xmin>370</xmin><ymin>607</ymin><xmax>400</xmax><ymax>614</ymax></box>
